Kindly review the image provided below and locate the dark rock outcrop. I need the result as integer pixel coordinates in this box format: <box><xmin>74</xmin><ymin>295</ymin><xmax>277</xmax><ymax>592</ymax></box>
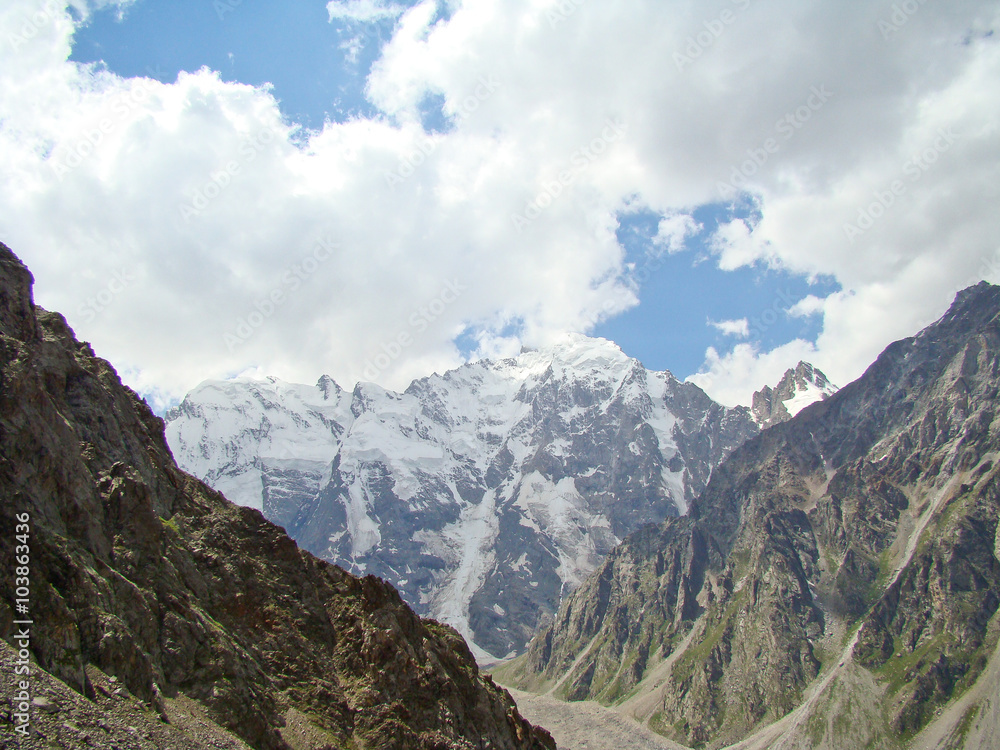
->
<box><xmin>0</xmin><ymin>242</ymin><xmax>554</xmax><ymax>750</ymax></box>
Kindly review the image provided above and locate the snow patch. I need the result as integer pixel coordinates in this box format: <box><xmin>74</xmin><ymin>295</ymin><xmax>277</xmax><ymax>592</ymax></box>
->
<box><xmin>212</xmin><ymin>469</ymin><xmax>264</xmax><ymax>511</ymax></box>
<box><xmin>785</xmin><ymin>380</ymin><xmax>833</xmax><ymax>416</ymax></box>
<box><xmin>346</xmin><ymin>479</ymin><xmax>381</xmax><ymax>557</ymax></box>
<box><xmin>421</xmin><ymin>489</ymin><xmax>501</xmax><ymax>657</ymax></box>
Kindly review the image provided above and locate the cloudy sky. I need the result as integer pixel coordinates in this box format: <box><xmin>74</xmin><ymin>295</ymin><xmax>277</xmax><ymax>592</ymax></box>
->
<box><xmin>1</xmin><ymin>0</ymin><xmax>998</xmax><ymax>411</ymax></box>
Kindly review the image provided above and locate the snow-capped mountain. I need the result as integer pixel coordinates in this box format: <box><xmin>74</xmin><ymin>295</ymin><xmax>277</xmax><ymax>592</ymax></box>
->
<box><xmin>165</xmin><ymin>334</ymin><xmax>758</xmax><ymax>659</ymax></box>
<box><xmin>750</xmin><ymin>361</ymin><xmax>838</xmax><ymax>428</ymax></box>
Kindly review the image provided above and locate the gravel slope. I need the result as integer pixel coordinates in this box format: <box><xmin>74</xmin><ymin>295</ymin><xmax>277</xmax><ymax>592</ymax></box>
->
<box><xmin>507</xmin><ymin>688</ymin><xmax>690</xmax><ymax>750</ymax></box>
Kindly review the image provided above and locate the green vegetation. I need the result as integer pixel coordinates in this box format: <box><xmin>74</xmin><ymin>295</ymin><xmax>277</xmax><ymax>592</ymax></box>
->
<box><xmin>728</xmin><ymin>546</ymin><xmax>752</xmax><ymax>581</ymax></box>
<box><xmin>948</xmin><ymin>704</ymin><xmax>981</xmax><ymax>749</ymax></box>
<box><xmin>872</xmin><ymin>625</ymin><xmax>996</xmax><ymax>743</ymax></box>
<box><xmin>161</xmin><ymin>515</ymin><xmax>180</xmax><ymax>535</ymax></box>
<box><xmin>593</xmin><ymin>648</ymin><xmax>640</xmax><ymax>703</ymax></box>
<box><xmin>823</xmin><ymin>545</ymin><xmax>842</xmax><ymax>577</ymax></box>
<box><xmin>489</xmin><ymin>653</ymin><xmax>553</xmax><ymax>694</ymax></box>
<box><xmin>670</xmin><ymin>588</ymin><xmax>747</xmax><ymax>686</ymax></box>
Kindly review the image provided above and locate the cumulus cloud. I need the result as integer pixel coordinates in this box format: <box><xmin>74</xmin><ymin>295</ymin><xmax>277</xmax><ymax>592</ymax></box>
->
<box><xmin>710</xmin><ymin>318</ymin><xmax>750</xmax><ymax>339</ymax></box>
<box><xmin>654</xmin><ymin>213</ymin><xmax>701</xmax><ymax>254</ymax></box>
<box><xmin>1</xmin><ymin>0</ymin><xmax>998</xmax><ymax>410</ymax></box>
<box><xmin>788</xmin><ymin>295</ymin><xmax>827</xmax><ymax>318</ymax></box>
<box><xmin>689</xmin><ymin>339</ymin><xmax>820</xmax><ymax>408</ymax></box>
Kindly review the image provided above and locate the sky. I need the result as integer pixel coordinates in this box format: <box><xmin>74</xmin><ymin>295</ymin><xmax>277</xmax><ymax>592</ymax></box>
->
<box><xmin>0</xmin><ymin>0</ymin><xmax>998</xmax><ymax>412</ymax></box>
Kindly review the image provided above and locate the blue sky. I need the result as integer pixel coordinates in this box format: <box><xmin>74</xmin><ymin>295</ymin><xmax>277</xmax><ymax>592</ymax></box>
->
<box><xmin>592</xmin><ymin>205</ymin><xmax>839</xmax><ymax>376</ymax></box>
<box><xmin>1</xmin><ymin>0</ymin><xmax>997</xmax><ymax>409</ymax></box>
<box><xmin>71</xmin><ymin>0</ymin><xmax>393</xmax><ymax>128</ymax></box>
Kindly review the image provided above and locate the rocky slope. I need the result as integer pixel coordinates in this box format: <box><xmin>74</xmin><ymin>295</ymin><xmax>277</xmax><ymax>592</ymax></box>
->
<box><xmin>165</xmin><ymin>339</ymin><xmax>757</xmax><ymax>659</ymax></box>
<box><xmin>0</xmin><ymin>241</ymin><xmax>554</xmax><ymax>750</ymax></box>
<box><xmin>499</xmin><ymin>283</ymin><xmax>1000</xmax><ymax>749</ymax></box>
<box><xmin>750</xmin><ymin>361</ymin><xmax>837</xmax><ymax>428</ymax></box>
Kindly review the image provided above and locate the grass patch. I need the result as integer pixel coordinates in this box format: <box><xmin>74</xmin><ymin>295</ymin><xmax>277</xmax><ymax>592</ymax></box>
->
<box><xmin>823</xmin><ymin>545</ymin><xmax>842</xmax><ymax>576</ymax></box>
<box><xmin>647</xmin><ymin>710</ymin><xmax>692</xmax><ymax>748</ymax></box>
<box><xmin>876</xmin><ymin>632</ymin><xmax>946</xmax><ymax>695</ymax></box>
<box><xmin>948</xmin><ymin>704</ymin><xmax>980</xmax><ymax>749</ymax></box>
<box><xmin>728</xmin><ymin>547</ymin><xmax>752</xmax><ymax>581</ymax></box>
<box><xmin>161</xmin><ymin>515</ymin><xmax>181</xmax><ymax>535</ymax></box>
<box><xmin>866</xmin><ymin>546</ymin><xmax>895</xmax><ymax>605</ymax></box>
<box><xmin>490</xmin><ymin>653</ymin><xmax>554</xmax><ymax>694</ymax></box>
<box><xmin>670</xmin><ymin>589</ymin><xmax>746</xmax><ymax>686</ymax></box>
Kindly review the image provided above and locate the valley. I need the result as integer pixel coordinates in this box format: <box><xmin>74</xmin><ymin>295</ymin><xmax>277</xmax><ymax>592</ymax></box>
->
<box><xmin>3</xmin><ymin>237</ymin><xmax>998</xmax><ymax>750</ymax></box>
<box><xmin>505</xmin><ymin>688</ymin><xmax>689</xmax><ymax>750</ymax></box>
<box><xmin>501</xmin><ymin>282</ymin><xmax>1000</xmax><ymax>749</ymax></box>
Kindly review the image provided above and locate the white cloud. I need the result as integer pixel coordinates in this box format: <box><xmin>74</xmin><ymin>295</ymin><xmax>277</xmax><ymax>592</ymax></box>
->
<box><xmin>788</xmin><ymin>295</ymin><xmax>827</xmax><ymax>318</ymax></box>
<box><xmin>654</xmin><ymin>213</ymin><xmax>700</xmax><ymax>254</ymax></box>
<box><xmin>339</xmin><ymin>34</ymin><xmax>365</xmax><ymax>64</ymax></box>
<box><xmin>709</xmin><ymin>217</ymin><xmax>776</xmax><ymax>271</ymax></box>
<box><xmin>1</xmin><ymin>0</ymin><xmax>999</xmax><ymax>411</ymax></box>
<box><xmin>327</xmin><ymin>0</ymin><xmax>406</xmax><ymax>23</ymax></box>
<box><xmin>710</xmin><ymin>318</ymin><xmax>750</xmax><ymax>339</ymax></box>
<box><xmin>688</xmin><ymin>339</ymin><xmax>819</xmax><ymax>408</ymax></box>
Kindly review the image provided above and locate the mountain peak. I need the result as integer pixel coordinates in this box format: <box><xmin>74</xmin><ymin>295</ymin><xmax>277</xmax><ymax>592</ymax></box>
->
<box><xmin>751</xmin><ymin>360</ymin><xmax>838</xmax><ymax>428</ymax></box>
<box><xmin>166</xmin><ymin>329</ymin><xmax>757</xmax><ymax>659</ymax></box>
<box><xmin>953</xmin><ymin>279</ymin><xmax>999</xmax><ymax>307</ymax></box>
<box><xmin>923</xmin><ymin>281</ymin><xmax>1000</xmax><ymax>339</ymax></box>
<box><xmin>508</xmin><ymin>281</ymin><xmax>1000</xmax><ymax>750</ymax></box>
<box><xmin>315</xmin><ymin>373</ymin><xmax>341</xmax><ymax>399</ymax></box>
<box><xmin>517</xmin><ymin>333</ymin><xmax>631</xmax><ymax>373</ymax></box>
<box><xmin>0</xmin><ymin>242</ymin><xmax>553</xmax><ymax>750</ymax></box>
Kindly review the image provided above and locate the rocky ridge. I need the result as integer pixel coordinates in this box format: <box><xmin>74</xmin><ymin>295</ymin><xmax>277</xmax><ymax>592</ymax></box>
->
<box><xmin>0</xmin><ymin>241</ymin><xmax>554</xmax><ymax>750</ymax></box>
<box><xmin>750</xmin><ymin>361</ymin><xmax>837</xmax><ymax>428</ymax></box>
<box><xmin>499</xmin><ymin>283</ymin><xmax>1000</xmax><ymax>749</ymax></box>
<box><xmin>165</xmin><ymin>338</ymin><xmax>758</xmax><ymax>659</ymax></box>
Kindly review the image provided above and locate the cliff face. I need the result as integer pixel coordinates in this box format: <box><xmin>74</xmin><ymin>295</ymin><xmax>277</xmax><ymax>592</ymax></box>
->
<box><xmin>0</xmin><ymin>241</ymin><xmax>554</xmax><ymax>750</ymax></box>
<box><xmin>501</xmin><ymin>283</ymin><xmax>1000</xmax><ymax>750</ymax></box>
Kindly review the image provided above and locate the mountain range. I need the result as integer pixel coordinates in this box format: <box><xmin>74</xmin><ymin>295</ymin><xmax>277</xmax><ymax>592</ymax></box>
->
<box><xmin>0</xmin><ymin>242</ymin><xmax>553</xmax><ymax>750</ymax></box>
<box><xmin>499</xmin><ymin>283</ymin><xmax>1000</xmax><ymax>749</ymax></box>
<box><xmin>6</xmin><ymin>228</ymin><xmax>994</xmax><ymax>750</ymax></box>
<box><xmin>164</xmin><ymin>336</ymin><xmax>771</xmax><ymax>660</ymax></box>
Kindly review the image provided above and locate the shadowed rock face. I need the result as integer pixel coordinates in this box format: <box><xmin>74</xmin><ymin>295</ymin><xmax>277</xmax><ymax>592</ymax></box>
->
<box><xmin>0</xmin><ymin>242</ymin><xmax>554</xmax><ymax>750</ymax></box>
<box><xmin>504</xmin><ymin>283</ymin><xmax>1000</xmax><ymax>749</ymax></box>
